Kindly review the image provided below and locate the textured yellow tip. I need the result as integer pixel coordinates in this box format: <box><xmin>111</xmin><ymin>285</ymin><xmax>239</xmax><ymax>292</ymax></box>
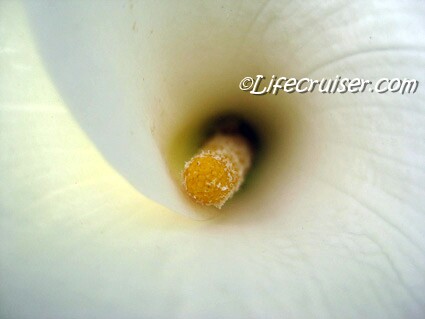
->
<box><xmin>182</xmin><ymin>134</ymin><xmax>252</xmax><ymax>208</ymax></box>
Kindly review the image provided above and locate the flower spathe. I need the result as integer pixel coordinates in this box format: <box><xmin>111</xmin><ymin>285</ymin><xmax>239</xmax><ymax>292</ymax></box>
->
<box><xmin>1</xmin><ymin>1</ymin><xmax>425</xmax><ymax>318</ymax></box>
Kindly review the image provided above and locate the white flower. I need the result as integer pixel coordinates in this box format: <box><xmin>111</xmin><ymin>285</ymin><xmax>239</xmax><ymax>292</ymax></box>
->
<box><xmin>1</xmin><ymin>1</ymin><xmax>425</xmax><ymax>318</ymax></box>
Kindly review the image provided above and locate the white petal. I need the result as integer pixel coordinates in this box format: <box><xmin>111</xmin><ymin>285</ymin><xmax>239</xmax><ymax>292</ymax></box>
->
<box><xmin>1</xmin><ymin>1</ymin><xmax>425</xmax><ymax>318</ymax></box>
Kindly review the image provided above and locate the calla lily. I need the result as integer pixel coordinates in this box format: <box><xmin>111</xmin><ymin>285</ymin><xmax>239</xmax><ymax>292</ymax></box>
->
<box><xmin>1</xmin><ymin>0</ymin><xmax>425</xmax><ymax>318</ymax></box>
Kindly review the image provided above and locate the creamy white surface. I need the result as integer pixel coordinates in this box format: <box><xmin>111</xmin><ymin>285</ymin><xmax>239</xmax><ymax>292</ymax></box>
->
<box><xmin>1</xmin><ymin>1</ymin><xmax>425</xmax><ymax>318</ymax></box>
